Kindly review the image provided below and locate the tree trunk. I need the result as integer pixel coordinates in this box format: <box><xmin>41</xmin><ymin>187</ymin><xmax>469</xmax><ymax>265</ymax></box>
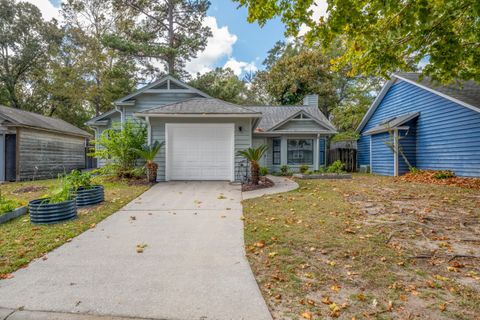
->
<box><xmin>146</xmin><ymin>161</ymin><xmax>158</xmax><ymax>183</ymax></box>
<box><xmin>251</xmin><ymin>160</ymin><xmax>260</xmax><ymax>185</ymax></box>
<box><xmin>166</xmin><ymin>0</ymin><xmax>175</xmax><ymax>75</ymax></box>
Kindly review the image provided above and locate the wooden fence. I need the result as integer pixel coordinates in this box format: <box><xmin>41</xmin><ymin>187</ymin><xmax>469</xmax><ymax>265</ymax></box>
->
<box><xmin>328</xmin><ymin>140</ymin><xmax>357</xmax><ymax>172</ymax></box>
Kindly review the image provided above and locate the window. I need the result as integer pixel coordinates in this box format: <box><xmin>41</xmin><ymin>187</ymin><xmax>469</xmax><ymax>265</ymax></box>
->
<box><xmin>272</xmin><ymin>138</ymin><xmax>281</xmax><ymax>165</ymax></box>
<box><xmin>287</xmin><ymin>139</ymin><xmax>313</xmax><ymax>165</ymax></box>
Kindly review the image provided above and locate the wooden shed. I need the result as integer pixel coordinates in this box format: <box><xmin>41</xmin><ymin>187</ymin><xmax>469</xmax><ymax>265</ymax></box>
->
<box><xmin>0</xmin><ymin>105</ymin><xmax>91</xmax><ymax>181</ymax></box>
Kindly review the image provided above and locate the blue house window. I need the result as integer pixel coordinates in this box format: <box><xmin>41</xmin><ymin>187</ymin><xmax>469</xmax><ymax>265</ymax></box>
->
<box><xmin>287</xmin><ymin>139</ymin><xmax>313</xmax><ymax>165</ymax></box>
<box><xmin>319</xmin><ymin>138</ymin><xmax>326</xmax><ymax>166</ymax></box>
<box><xmin>272</xmin><ymin>138</ymin><xmax>281</xmax><ymax>165</ymax></box>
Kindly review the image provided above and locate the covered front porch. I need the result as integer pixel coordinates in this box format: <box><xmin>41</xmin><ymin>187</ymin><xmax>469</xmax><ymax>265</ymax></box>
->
<box><xmin>252</xmin><ymin>134</ymin><xmax>328</xmax><ymax>173</ymax></box>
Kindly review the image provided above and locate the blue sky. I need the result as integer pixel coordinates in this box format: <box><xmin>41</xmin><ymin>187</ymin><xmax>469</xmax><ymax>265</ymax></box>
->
<box><xmin>42</xmin><ymin>0</ymin><xmax>287</xmax><ymax>77</ymax></box>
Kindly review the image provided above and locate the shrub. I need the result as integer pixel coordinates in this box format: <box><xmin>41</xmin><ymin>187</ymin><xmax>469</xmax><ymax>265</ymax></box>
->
<box><xmin>66</xmin><ymin>170</ymin><xmax>93</xmax><ymax>191</ymax></box>
<box><xmin>259</xmin><ymin>167</ymin><xmax>269</xmax><ymax>176</ymax></box>
<box><xmin>433</xmin><ymin>170</ymin><xmax>455</xmax><ymax>180</ymax></box>
<box><xmin>327</xmin><ymin>160</ymin><xmax>345</xmax><ymax>173</ymax></box>
<box><xmin>43</xmin><ymin>176</ymin><xmax>74</xmax><ymax>204</ymax></box>
<box><xmin>90</xmin><ymin>120</ymin><xmax>147</xmax><ymax>178</ymax></box>
<box><xmin>299</xmin><ymin>164</ymin><xmax>309</xmax><ymax>174</ymax></box>
<box><xmin>134</xmin><ymin>141</ymin><xmax>164</xmax><ymax>182</ymax></box>
<box><xmin>409</xmin><ymin>167</ymin><xmax>420</xmax><ymax>175</ymax></box>
<box><xmin>280</xmin><ymin>165</ymin><xmax>289</xmax><ymax>176</ymax></box>
<box><xmin>0</xmin><ymin>194</ymin><xmax>20</xmax><ymax>215</ymax></box>
<box><xmin>237</xmin><ymin>145</ymin><xmax>269</xmax><ymax>185</ymax></box>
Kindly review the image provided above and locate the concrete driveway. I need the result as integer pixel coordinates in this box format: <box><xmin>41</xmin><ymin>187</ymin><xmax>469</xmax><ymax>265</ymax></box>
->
<box><xmin>0</xmin><ymin>181</ymin><xmax>272</xmax><ymax>320</ymax></box>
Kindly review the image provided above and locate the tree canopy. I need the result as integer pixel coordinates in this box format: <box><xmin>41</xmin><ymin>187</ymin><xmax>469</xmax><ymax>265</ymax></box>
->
<box><xmin>105</xmin><ymin>0</ymin><xmax>211</xmax><ymax>79</ymax></box>
<box><xmin>235</xmin><ymin>0</ymin><xmax>480</xmax><ymax>83</ymax></box>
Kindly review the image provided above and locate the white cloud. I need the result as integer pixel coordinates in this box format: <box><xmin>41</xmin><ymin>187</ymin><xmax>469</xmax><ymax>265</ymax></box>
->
<box><xmin>224</xmin><ymin>58</ymin><xmax>257</xmax><ymax>76</ymax></box>
<box><xmin>299</xmin><ymin>0</ymin><xmax>328</xmax><ymax>36</ymax></box>
<box><xmin>186</xmin><ymin>16</ymin><xmax>237</xmax><ymax>75</ymax></box>
<box><xmin>24</xmin><ymin>0</ymin><xmax>62</xmax><ymax>21</ymax></box>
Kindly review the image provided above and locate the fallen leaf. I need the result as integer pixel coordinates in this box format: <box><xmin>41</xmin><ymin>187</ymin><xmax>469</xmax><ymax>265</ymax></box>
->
<box><xmin>254</xmin><ymin>241</ymin><xmax>265</xmax><ymax>248</ymax></box>
<box><xmin>330</xmin><ymin>284</ymin><xmax>341</xmax><ymax>293</ymax></box>
<box><xmin>439</xmin><ymin>302</ymin><xmax>447</xmax><ymax>312</ymax></box>
<box><xmin>301</xmin><ymin>311</ymin><xmax>313</xmax><ymax>319</ymax></box>
<box><xmin>321</xmin><ymin>296</ymin><xmax>332</xmax><ymax>305</ymax></box>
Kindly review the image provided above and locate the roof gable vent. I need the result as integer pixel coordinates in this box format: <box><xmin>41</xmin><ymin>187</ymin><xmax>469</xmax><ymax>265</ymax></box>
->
<box><xmin>303</xmin><ymin>94</ymin><xmax>318</xmax><ymax>108</ymax></box>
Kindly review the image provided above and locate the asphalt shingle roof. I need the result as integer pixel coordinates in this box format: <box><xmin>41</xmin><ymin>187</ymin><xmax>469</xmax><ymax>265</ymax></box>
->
<box><xmin>139</xmin><ymin>98</ymin><xmax>261</xmax><ymax>115</ymax></box>
<box><xmin>248</xmin><ymin>105</ymin><xmax>336</xmax><ymax>132</ymax></box>
<box><xmin>0</xmin><ymin>105</ymin><xmax>91</xmax><ymax>137</ymax></box>
<box><xmin>395</xmin><ymin>73</ymin><xmax>480</xmax><ymax>111</ymax></box>
<box><xmin>363</xmin><ymin>112</ymin><xmax>419</xmax><ymax>135</ymax></box>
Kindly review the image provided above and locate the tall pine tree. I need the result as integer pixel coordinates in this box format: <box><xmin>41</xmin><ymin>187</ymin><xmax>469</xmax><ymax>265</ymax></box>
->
<box><xmin>105</xmin><ymin>0</ymin><xmax>211</xmax><ymax>79</ymax></box>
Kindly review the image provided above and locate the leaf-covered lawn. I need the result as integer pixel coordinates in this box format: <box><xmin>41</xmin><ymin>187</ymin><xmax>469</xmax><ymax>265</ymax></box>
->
<box><xmin>0</xmin><ymin>177</ymin><xmax>149</xmax><ymax>277</ymax></box>
<box><xmin>243</xmin><ymin>174</ymin><xmax>480</xmax><ymax>319</ymax></box>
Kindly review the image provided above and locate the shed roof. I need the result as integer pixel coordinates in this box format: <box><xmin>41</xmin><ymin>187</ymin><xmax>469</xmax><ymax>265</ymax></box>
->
<box><xmin>135</xmin><ymin>98</ymin><xmax>262</xmax><ymax>116</ymax></box>
<box><xmin>248</xmin><ymin>105</ymin><xmax>336</xmax><ymax>132</ymax></box>
<box><xmin>0</xmin><ymin>105</ymin><xmax>91</xmax><ymax>138</ymax></box>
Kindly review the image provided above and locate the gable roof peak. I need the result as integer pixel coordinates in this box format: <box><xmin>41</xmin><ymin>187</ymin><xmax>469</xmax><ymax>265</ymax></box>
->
<box><xmin>114</xmin><ymin>74</ymin><xmax>211</xmax><ymax>105</ymax></box>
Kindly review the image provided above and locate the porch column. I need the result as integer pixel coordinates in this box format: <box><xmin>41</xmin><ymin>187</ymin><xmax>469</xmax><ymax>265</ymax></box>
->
<box><xmin>314</xmin><ymin>135</ymin><xmax>320</xmax><ymax>171</ymax></box>
<box><xmin>280</xmin><ymin>136</ymin><xmax>287</xmax><ymax>166</ymax></box>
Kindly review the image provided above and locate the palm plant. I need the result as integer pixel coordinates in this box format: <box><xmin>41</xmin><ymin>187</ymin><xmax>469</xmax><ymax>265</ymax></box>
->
<box><xmin>237</xmin><ymin>145</ymin><xmax>268</xmax><ymax>185</ymax></box>
<box><xmin>134</xmin><ymin>141</ymin><xmax>165</xmax><ymax>182</ymax></box>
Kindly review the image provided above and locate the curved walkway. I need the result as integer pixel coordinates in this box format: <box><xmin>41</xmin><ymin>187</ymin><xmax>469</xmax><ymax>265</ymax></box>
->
<box><xmin>242</xmin><ymin>175</ymin><xmax>299</xmax><ymax>200</ymax></box>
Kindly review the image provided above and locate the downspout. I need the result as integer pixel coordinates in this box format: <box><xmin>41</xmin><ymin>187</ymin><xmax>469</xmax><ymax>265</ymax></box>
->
<box><xmin>115</xmin><ymin>105</ymin><xmax>124</xmax><ymax>127</ymax></box>
<box><xmin>146</xmin><ymin>116</ymin><xmax>152</xmax><ymax>145</ymax></box>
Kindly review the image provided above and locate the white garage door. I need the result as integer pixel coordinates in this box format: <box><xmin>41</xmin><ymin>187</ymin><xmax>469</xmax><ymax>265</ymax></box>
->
<box><xmin>166</xmin><ymin>123</ymin><xmax>234</xmax><ymax>181</ymax></box>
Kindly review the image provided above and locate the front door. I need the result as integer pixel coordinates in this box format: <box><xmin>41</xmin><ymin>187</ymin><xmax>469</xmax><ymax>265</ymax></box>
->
<box><xmin>5</xmin><ymin>134</ymin><xmax>16</xmax><ymax>181</ymax></box>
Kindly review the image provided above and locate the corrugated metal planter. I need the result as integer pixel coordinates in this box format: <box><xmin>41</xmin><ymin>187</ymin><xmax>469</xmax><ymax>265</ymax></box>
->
<box><xmin>29</xmin><ymin>199</ymin><xmax>77</xmax><ymax>225</ymax></box>
<box><xmin>74</xmin><ymin>185</ymin><xmax>104</xmax><ymax>207</ymax></box>
<box><xmin>0</xmin><ymin>206</ymin><xmax>28</xmax><ymax>224</ymax></box>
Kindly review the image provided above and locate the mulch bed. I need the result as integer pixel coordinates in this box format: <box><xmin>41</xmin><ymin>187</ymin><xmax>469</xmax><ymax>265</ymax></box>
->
<box><xmin>242</xmin><ymin>177</ymin><xmax>274</xmax><ymax>192</ymax></box>
<box><xmin>400</xmin><ymin>170</ymin><xmax>480</xmax><ymax>190</ymax></box>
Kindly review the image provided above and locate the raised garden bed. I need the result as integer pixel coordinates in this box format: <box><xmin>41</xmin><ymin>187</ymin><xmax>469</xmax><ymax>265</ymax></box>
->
<box><xmin>29</xmin><ymin>199</ymin><xmax>77</xmax><ymax>225</ymax></box>
<box><xmin>74</xmin><ymin>185</ymin><xmax>104</xmax><ymax>207</ymax></box>
<box><xmin>0</xmin><ymin>206</ymin><xmax>28</xmax><ymax>224</ymax></box>
<box><xmin>293</xmin><ymin>173</ymin><xmax>352</xmax><ymax>179</ymax></box>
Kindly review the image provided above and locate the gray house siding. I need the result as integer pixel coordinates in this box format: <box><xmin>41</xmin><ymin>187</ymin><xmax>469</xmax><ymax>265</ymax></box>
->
<box><xmin>275</xmin><ymin>119</ymin><xmax>329</xmax><ymax>132</ymax></box>
<box><xmin>150</xmin><ymin>117</ymin><xmax>252</xmax><ymax>181</ymax></box>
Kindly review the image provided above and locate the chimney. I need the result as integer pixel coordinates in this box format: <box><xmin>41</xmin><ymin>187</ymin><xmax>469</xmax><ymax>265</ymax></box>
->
<box><xmin>303</xmin><ymin>94</ymin><xmax>318</xmax><ymax>108</ymax></box>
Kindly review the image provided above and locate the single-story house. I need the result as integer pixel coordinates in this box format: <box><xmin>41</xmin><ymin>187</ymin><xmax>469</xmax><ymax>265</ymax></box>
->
<box><xmin>86</xmin><ymin>75</ymin><xmax>336</xmax><ymax>181</ymax></box>
<box><xmin>357</xmin><ymin>73</ymin><xmax>480</xmax><ymax>177</ymax></box>
<box><xmin>0</xmin><ymin>105</ymin><xmax>91</xmax><ymax>181</ymax></box>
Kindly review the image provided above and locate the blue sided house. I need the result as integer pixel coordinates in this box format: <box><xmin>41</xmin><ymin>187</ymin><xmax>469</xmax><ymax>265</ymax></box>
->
<box><xmin>357</xmin><ymin>73</ymin><xmax>480</xmax><ymax>177</ymax></box>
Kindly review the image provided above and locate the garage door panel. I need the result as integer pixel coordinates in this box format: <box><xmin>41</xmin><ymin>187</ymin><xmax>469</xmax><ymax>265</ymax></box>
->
<box><xmin>167</xmin><ymin>124</ymin><xmax>234</xmax><ymax>181</ymax></box>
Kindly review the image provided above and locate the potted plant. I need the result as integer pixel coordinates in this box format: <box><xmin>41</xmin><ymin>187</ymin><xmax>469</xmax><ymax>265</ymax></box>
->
<box><xmin>237</xmin><ymin>145</ymin><xmax>268</xmax><ymax>185</ymax></box>
<box><xmin>0</xmin><ymin>191</ymin><xmax>27</xmax><ymax>224</ymax></box>
<box><xmin>29</xmin><ymin>176</ymin><xmax>77</xmax><ymax>225</ymax></box>
<box><xmin>134</xmin><ymin>141</ymin><xmax>164</xmax><ymax>183</ymax></box>
<box><xmin>67</xmin><ymin>170</ymin><xmax>104</xmax><ymax>207</ymax></box>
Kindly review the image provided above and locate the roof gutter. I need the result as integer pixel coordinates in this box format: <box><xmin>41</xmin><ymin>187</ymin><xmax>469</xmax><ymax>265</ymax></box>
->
<box><xmin>134</xmin><ymin>113</ymin><xmax>262</xmax><ymax>118</ymax></box>
<box><xmin>2</xmin><ymin>123</ymin><xmax>92</xmax><ymax>139</ymax></box>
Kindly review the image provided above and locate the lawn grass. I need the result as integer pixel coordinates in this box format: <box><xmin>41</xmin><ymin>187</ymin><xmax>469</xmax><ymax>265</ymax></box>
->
<box><xmin>0</xmin><ymin>176</ymin><xmax>150</xmax><ymax>277</ymax></box>
<box><xmin>243</xmin><ymin>174</ymin><xmax>480</xmax><ymax>319</ymax></box>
